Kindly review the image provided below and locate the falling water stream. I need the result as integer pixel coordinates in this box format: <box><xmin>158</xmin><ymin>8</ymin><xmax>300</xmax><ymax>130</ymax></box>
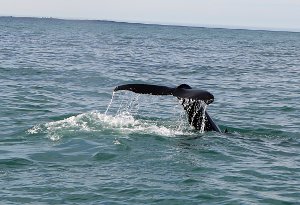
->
<box><xmin>105</xmin><ymin>91</ymin><xmax>208</xmax><ymax>133</ymax></box>
<box><xmin>200</xmin><ymin>101</ymin><xmax>207</xmax><ymax>133</ymax></box>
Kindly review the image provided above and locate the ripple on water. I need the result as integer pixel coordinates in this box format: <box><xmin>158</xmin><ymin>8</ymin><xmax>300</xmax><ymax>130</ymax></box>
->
<box><xmin>0</xmin><ymin>157</ymin><xmax>34</xmax><ymax>168</ymax></box>
<box><xmin>92</xmin><ymin>152</ymin><xmax>117</xmax><ymax>161</ymax></box>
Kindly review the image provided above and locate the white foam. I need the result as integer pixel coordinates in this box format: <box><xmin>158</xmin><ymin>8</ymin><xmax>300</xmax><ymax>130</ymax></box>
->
<box><xmin>113</xmin><ymin>138</ymin><xmax>121</xmax><ymax>145</ymax></box>
<box><xmin>27</xmin><ymin>124</ymin><xmax>43</xmax><ymax>134</ymax></box>
<box><xmin>27</xmin><ymin>110</ymin><xmax>191</xmax><ymax>141</ymax></box>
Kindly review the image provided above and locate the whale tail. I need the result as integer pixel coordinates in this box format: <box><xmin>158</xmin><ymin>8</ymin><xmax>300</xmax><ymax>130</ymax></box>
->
<box><xmin>114</xmin><ymin>83</ymin><xmax>214</xmax><ymax>105</ymax></box>
<box><xmin>113</xmin><ymin>83</ymin><xmax>221</xmax><ymax>132</ymax></box>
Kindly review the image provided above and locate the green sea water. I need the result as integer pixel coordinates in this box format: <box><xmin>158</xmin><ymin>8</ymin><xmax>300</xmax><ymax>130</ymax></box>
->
<box><xmin>0</xmin><ymin>17</ymin><xmax>300</xmax><ymax>204</ymax></box>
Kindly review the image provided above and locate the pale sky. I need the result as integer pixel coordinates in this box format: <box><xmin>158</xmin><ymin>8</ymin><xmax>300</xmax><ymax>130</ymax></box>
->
<box><xmin>1</xmin><ymin>0</ymin><xmax>300</xmax><ymax>31</ymax></box>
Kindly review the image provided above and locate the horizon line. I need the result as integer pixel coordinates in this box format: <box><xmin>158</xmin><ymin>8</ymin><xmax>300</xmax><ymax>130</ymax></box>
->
<box><xmin>1</xmin><ymin>15</ymin><xmax>300</xmax><ymax>33</ymax></box>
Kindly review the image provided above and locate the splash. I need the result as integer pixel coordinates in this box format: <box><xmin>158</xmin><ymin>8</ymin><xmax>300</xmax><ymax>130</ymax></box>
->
<box><xmin>27</xmin><ymin>110</ymin><xmax>189</xmax><ymax>141</ymax></box>
<box><xmin>27</xmin><ymin>91</ymin><xmax>206</xmax><ymax>141</ymax></box>
<box><xmin>27</xmin><ymin>112</ymin><xmax>105</xmax><ymax>141</ymax></box>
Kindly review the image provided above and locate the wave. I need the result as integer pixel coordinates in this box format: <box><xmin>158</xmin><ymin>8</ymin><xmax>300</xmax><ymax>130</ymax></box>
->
<box><xmin>0</xmin><ymin>157</ymin><xmax>34</xmax><ymax>168</ymax></box>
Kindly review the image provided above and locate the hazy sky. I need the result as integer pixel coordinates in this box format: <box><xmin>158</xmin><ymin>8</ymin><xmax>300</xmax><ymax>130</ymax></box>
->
<box><xmin>1</xmin><ymin>0</ymin><xmax>300</xmax><ymax>31</ymax></box>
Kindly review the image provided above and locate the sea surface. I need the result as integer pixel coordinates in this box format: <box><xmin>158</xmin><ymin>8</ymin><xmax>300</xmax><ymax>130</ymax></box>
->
<box><xmin>0</xmin><ymin>17</ymin><xmax>300</xmax><ymax>204</ymax></box>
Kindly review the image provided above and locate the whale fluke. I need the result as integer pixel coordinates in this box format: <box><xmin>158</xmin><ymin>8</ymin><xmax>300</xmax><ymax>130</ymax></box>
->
<box><xmin>113</xmin><ymin>83</ymin><xmax>220</xmax><ymax>132</ymax></box>
<box><xmin>114</xmin><ymin>84</ymin><xmax>214</xmax><ymax>105</ymax></box>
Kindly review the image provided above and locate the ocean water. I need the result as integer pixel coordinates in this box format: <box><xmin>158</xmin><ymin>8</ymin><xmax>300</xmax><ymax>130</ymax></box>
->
<box><xmin>0</xmin><ymin>17</ymin><xmax>300</xmax><ymax>204</ymax></box>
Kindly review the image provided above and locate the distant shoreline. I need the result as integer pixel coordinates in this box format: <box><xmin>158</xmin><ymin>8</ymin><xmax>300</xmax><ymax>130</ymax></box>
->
<box><xmin>1</xmin><ymin>15</ymin><xmax>299</xmax><ymax>33</ymax></box>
